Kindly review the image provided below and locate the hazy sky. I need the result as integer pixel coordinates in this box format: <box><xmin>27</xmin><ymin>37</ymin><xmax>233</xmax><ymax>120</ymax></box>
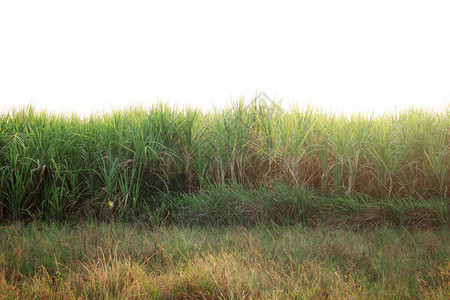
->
<box><xmin>1</xmin><ymin>0</ymin><xmax>449</xmax><ymax>116</ymax></box>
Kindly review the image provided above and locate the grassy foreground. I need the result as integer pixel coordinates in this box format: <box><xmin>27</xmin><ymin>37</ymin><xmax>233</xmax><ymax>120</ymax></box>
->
<box><xmin>0</xmin><ymin>222</ymin><xmax>448</xmax><ymax>299</ymax></box>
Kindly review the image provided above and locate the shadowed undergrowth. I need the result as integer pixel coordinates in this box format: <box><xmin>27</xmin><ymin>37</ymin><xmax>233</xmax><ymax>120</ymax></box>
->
<box><xmin>135</xmin><ymin>183</ymin><xmax>449</xmax><ymax>230</ymax></box>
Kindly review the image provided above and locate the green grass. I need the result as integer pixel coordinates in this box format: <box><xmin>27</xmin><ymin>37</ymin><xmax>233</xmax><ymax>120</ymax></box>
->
<box><xmin>0</xmin><ymin>101</ymin><xmax>448</xmax><ymax>298</ymax></box>
<box><xmin>0</xmin><ymin>222</ymin><xmax>448</xmax><ymax>299</ymax></box>
<box><xmin>0</xmin><ymin>101</ymin><xmax>448</xmax><ymax>222</ymax></box>
<box><xmin>130</xmin><ymin>183</ymin><xmax>448</xmax><ymax>229</ymax></box>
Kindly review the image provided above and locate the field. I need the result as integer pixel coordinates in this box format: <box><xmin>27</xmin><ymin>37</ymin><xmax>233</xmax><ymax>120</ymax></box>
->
<box><xmin>0</xmin><ymin>101</ymin><xmax>449</xmax><ymax>298</ymax></box>
<box><xmin>0</xmin><ymin>223</ymin><xmax>449</xmax><ymax>299</ymax></box>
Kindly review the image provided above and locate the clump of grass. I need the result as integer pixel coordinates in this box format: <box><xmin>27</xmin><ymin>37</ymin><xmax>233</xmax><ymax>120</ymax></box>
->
<box><xmin>132</xmin><ymin>183</ymin><xmax>448</xmax><ymax>229</ymax></box>
<box><xmin>0</xmin><ymin>101</ymin><xmax>448</xmax><ymax>221</ymax></box>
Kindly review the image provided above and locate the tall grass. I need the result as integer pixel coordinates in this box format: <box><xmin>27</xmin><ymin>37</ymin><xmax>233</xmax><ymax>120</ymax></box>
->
<box><xmin>0</xmin><ymin>101</ymin><xmax>448</xmax><ymax>220</ymax></box>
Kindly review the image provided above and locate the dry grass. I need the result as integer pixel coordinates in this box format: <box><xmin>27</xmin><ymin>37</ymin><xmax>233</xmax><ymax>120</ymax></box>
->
<box><xmin>0</xmin><ymin>222</ymin><xmax>448</xmax><ymax>299</ymax></box>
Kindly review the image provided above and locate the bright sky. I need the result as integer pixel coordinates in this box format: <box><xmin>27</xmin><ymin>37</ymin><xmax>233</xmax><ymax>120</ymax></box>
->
<box><xmin>1</xmin><ymin>0</ymin><xmax>449</xmax><ymax>116</ymax></box>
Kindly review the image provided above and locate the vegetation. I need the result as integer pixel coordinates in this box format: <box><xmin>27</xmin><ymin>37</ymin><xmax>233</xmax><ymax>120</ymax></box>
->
<box><xmin>0</xmin><ymin>222</ymin><xmax>448</xmax><ymax>299</ymax></box>
<box><xmin>0</xmin><ymin>101</ymin><xmax>448</xmax><ymax>298</ymax></box>
<box><xmin>0</xmin><ymin>101</ymin><xmax>448</xmax><ymax>221</ymax></box>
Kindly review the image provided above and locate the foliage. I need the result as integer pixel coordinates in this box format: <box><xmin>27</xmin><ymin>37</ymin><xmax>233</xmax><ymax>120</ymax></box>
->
<box><xmin>0</xmin><ymin>102</ymin><xmax>448</xmax><ymax>220</ymax></box>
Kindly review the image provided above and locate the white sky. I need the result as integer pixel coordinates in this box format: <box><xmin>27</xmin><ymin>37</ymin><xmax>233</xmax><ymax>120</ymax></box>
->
<box><xmin>1</xmin><ymin>0</ymin><xmax>449</xmax><ymax>116</ymax></box>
